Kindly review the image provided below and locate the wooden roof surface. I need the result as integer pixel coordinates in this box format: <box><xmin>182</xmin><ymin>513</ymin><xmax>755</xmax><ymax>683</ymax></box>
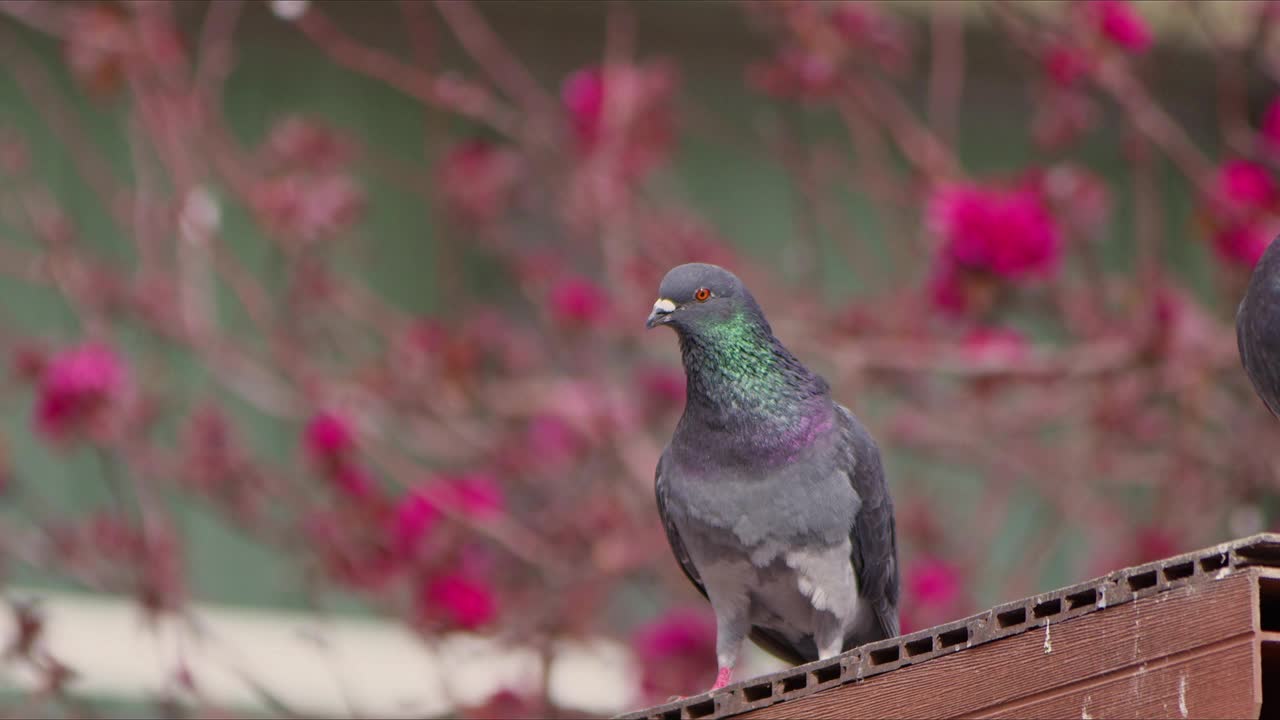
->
<box><xmin>621</xmin><ymin>533</ymin><xmax>1280</xmax><ymax>720</ymax></box>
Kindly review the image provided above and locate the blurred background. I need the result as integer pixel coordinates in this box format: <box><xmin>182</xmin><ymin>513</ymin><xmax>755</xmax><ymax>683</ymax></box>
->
<box><xmin>0</xmin><ymin>0</ymin><xmax>1278</xmax><ymax>716</ymax></box>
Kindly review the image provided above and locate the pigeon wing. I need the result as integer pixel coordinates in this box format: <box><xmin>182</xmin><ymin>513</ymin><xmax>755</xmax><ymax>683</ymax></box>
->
<box><xmin>655</xmin><ymin>447</ymin><xmax>707</xmax><ymax>600</ymax></box>
<box><xmin>837</xmin><ymin>403</ymin><xmax>901</xmax><ymax>641</ymax></box>
<box><xmin>1238</xmin><ymin>296</ymin><xmax>1280</xmax><ymax>420</ymax></box>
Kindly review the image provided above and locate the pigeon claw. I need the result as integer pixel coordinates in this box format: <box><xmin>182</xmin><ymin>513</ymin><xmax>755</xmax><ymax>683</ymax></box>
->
<box><xmin>710</xmin><ymin>666</ymin><xmax>733</xmax><ymax>691</ymax></box>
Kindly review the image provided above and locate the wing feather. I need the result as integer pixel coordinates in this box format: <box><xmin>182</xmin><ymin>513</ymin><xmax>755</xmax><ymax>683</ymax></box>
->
<box><xmin>655</xmin><ymin>449</ymin><xmax>707</xmax><ymax>600</ymax></box>
<box><xmin>1238</xmin><ymin>296</ymin><xmax>1280</xmax><ymax>420</ymax></box>
<box><xmin>837</xmin><ymin>404</ymin><xmax>900</xmax><ymax>641</ymax></box>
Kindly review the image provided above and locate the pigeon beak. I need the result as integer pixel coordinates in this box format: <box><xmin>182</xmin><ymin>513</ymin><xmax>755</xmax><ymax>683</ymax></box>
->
<box><xmin>646</xmin><ymin>298</ymin><xmax>676</xmax><ymax>329</ymax></box>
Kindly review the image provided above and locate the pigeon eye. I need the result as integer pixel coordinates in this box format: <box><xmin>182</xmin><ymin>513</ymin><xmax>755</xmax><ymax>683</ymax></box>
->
<box><xmin>694</xmin><ymin>288</ymin><xmax>711</xmax><ymax>302</ymax></box>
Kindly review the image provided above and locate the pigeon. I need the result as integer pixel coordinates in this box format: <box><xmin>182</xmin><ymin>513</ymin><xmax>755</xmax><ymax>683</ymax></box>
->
<box><xmin>645</xmin><ymin>263</ymin><xmax>899</xmax><ymax>692</ymax></box>
<box><xmin>1238</xmin><ymin>235</ymin><xmax>1280</xmax><ymax>419</ymax></box>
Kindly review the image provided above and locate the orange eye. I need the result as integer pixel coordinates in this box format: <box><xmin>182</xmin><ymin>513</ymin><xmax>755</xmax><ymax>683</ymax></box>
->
<box><xmin>694</xmin><ymin>287</ymin><xmax>711</xmax><ymax>302</ymax></box>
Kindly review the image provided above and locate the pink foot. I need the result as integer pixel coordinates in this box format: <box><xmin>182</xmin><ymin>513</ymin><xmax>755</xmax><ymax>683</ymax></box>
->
<box><xmin>710</xmin><ymin>666</ymin><xmax>733</xmax><ymax>691</ymax></box>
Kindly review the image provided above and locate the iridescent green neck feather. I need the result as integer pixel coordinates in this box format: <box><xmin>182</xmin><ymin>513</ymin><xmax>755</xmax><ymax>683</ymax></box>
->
<box><xmin>677</xmin><ymin>310</ymin><xmax>829</xmax><ymax>429</ymax></box>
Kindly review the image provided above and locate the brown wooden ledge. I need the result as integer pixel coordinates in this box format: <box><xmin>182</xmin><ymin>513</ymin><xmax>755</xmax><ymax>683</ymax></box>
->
<box><xmin>620</xmin><ymin>533</ymin><xmax>1280</xmax><ymax>720</ymax></box>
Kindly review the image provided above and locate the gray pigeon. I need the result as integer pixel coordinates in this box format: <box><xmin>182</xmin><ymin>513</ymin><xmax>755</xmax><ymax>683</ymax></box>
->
<box><xmin>1238</xmin><ymin>235</ymin><xmax>1280</xmax><ymax>419</ymax></box>
<box><xmin>645</xmin><ymin>263</ymin><xmax>899</xmax><ymax>692</ymax></box>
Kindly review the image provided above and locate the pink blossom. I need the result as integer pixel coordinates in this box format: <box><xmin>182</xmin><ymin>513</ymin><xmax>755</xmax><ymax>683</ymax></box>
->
<box><xmin>304</xmin><ymin>411</ymin><xmax>354</xmax><ymax>462</ymax></box>
<box><xmin>633</xmin><ymin>608</ymin><xmax>716</xmax><ymax>663</ymax></box>
<box><xmin>1133</xmin><ymin>527</ymin><xmax>1179</xmax><ymax>564</ymax></box>
<box><xmin>928</xmin><ymin>263</ymin><xmax>968</xmax><ymax>315</ymax></box>
<box><xmin>390</xmin><ymin>476</ymin><xmax>505</xmax><ymax>559</ymax></box>
<box><xmin>11</xmin><ymin>344</ymin><xmax>47</xmax><ymax>382</ymax></box>
<box><xmin>182</xmin><ymin>405</ymin><xmax>236</xmax><ymax>487</ymax></box>
<box><xmin>1031</xmin><ymin>165</ymin><xmax>1111</xmax><ymax>238</ymax></box>
<box><xmin>898</xmin><ymin>607</ymin><xmax>919</xmax><ymax>635</ymax></box>
<box><xmin>927</xmin><ymin>183</ymin><xmax>1062</xmax><ymax>279</ymax></box>
<box><xmin>405</xmin><ymin>319</ymin><xmax>448</xmax><ymax>355</ymax></box>
<box><xmin>458</xmin><ymin>307</ymin><xmax>512</xmax><ymax>356</ymax></box>
<box><xmin>400</xmin><ymin>474</ymin><xmax>505</xmax><ymax>529</ymax></box>
<box><xmin>637</xmin><ymin>366</ymin><xmax>685</xmax><ymax>409</ymax></box>
<box><xmin>633</xmin><ymin>212</ymin><xmax>738</xmax><ymax>277</ymax></box>
<box><xmin>906</xmin><ymin>557</ymin><xmax>962</xmax><ymax>608</ymax></box>
<box><xmin>829</xmin><ymin>4</ymin><xmax>872</xmax><ymax>40</ymax></box>
<box><xmin>1043</xmin><ymin>44</ymin><xmax>1089</xmax><ymax>87</ymax></box>
<box><xmin>1210</xmin><ymin>160</ymin><xmax>1278</xmax><ymax>219</ymax></box>
<box><xmin>422</xmin><ymin>572</ymin><xmax>498</xmax><ymax>630</ymax></box>
<box><xmin>1033</xmin><ymin>88</ymin><xmax>1097</xmax><ymax>149</ymax></box>
<box><xmin>961</xmin><ymin>328</ymin><xmax>1029</xmax><ymax>364</ymax></box>
<box><xmin>458</xmin><ymin>690</ymin><xmax>540</xmax><ymax>720</ymax></box>
<box><xmin>747</xmin><ymin>48</ymin><xmax>840</xmax><ymax>101</ymax></box>
<box><xmin>50</xmin><ymin>514</ymin><xmax>184</xmax><ymax>612</ymax></box>
<box><xmin>264</xmin><ymin>116</ymin><xmax>353</xmax><ymax>173</ymax></box>
<box><xmin>35</xmin><ymin>342</ymin><xmax>129</xmax><ymax>441</ymax></box>
<box><xmin>437</xmin><ymin>140</ymin><xmax>521</xmax><ymax>223</ymax></box>
<box><xmin>548</xmin><ymin>276</ymin><xmax>611</xmax><ymax>327</ymax></box>
<box><xmin>632</xmin><ymin>608</ymin><xmax>717</xmax><ymax>697</ymax></box>
<box><xmin>331</xmin><ymin>463</ymin><xmax>375</xmax><ymax>500</ymax></box>
<box><xmin>447</xmin><ymin>474</ymin><xmax>506</xmax><ymax>519</ymax></box>
<box><xmin>1084</xmin><ymin>0</ymin><xmax>1152</xmax><ymax>54</ymax></box>
<box><xmin>393</xmin><ymin>318</ymin><xmax>450</xmax><ymax>375</ymax></box>
<box><xmin>1150</xmin><ymin>285</ymin><xmax>1184</xmax><ymax>333</ymax></box>
<box><xmin>417</xmin><ymin>320</ymin><xmax>483</xmax><ymax>383</ymax></box>
<box><xmin>179</xmin><ymin>407</ymin><xmax>258</xmax><ymax>518</ymax></box>
<box><xmin>303</xmin><ymin>511</ymin><xmax>401</xmax><ymax>590</ymax></box>
<box><xmin>560</xmin><ymin>63</ymin><xmax>676</xmax><ymax>176</ymax></box>
<box><xmin>1212</xmin><ymin>224</ymin><xmax>1271</xmax><ymax>268</ymax></box>
<box><xmin>828</xmin><ymin>3</ymin><xmax>910</xmax><ymax>75</ymax></box>
<box><xmin>391</xmin><ymin>490</ymin><xmax>441</xmax><ymax>554</ymax></box>
<box><xmin>1215</xmin><ymin>160</ymin><xmax>1277</xmax><ymax>209</ymax></box>
<box><xmin>562</xmin><ymin>68</ymin><xmax>606</xmax><ymax>147</ymax></box>
<box><xmin>1202</xmin><ymin>161</ymin><xmax>1279</xmax><ymax>269</ymax></box>
<box><xmin>134</xmin><ymin>521</ymin><xmax>185</xmax><ymax>613</ymax></box>
<box><xmin>525</xmin><ymin>414</ymin><xmax>581</xmax><ymax>467</ymax></box>
<box><xmin>1263</xmin><ymin>98</ymin><xmax>1280</xmax><ymax>150</ymax></box>
<box><xmin>82</xmin><ymin>513</ymin><xmax>144</xmax><ymax>559</ymax></box>
<box><xmin>253</xmin><ymin>173</ymin><xmax>364</xmax><ymax>244</ymax></box>
<box><xmin>899</xmin><ymin>499</ymin><xmax>945</xmax><ymax>549</ymax></box>
<box><xmin>134</xmin><ymin>13</ymin><xmax>185</xmax><ymax>68</ymax></box>
<box><xmin>514</xmin><ymin>251</ymin><xmax>568</xmax><ymax>286</ymax></box>
<box><xmin>64</xmin><ymin>4</ymin><xmax>129</xmax><ymax>97</ymax></box>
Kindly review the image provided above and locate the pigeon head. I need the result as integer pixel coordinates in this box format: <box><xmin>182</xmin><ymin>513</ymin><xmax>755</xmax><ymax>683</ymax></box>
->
<box><xmin>645</xmin><ymin>263</ymin><xmax>767</xmax><ymax>335</ymax></box>
<box><xmin>645</xmin><ymin>263</ymin><xmax>828</xmax><ymax>428</ymax></box>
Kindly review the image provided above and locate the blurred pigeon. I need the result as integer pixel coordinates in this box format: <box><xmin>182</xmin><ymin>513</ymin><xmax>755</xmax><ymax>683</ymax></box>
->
<box><xmin>1238</xmin><ymin>236</ymin><xmax>1280</xmax><ymax>419</ymax></box>
<box><xmin>645</xmin><ymin>263</ymin><xmax>899</xmax><ymax>692</ymax></box>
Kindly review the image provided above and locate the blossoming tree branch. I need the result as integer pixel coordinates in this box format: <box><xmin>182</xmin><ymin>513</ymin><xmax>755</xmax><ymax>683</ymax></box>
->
<box><xmin>0</xmin><ymin>0</ymin><xmax>1274</xmax><ymax>715</ymax></box>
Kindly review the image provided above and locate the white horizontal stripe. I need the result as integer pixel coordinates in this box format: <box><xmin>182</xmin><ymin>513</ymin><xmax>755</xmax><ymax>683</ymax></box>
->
<box><xmin>0</xmin><ymin>588</ymin><xmax>786</xmax><ymax>715</ymax></box>
<box><xmin>0</xmin><ymin>588</ymin><xmax>636</xmax><ymax>716</ymax></box>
